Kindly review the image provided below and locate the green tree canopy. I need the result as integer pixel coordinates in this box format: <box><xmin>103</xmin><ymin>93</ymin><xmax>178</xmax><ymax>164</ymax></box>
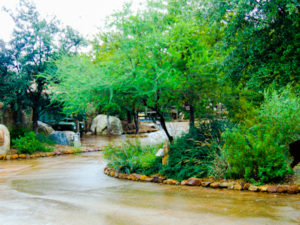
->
<box><xmin>1</xmin><ymin>0</ymin><xmax>86</xmax><ymax>129</ymax></box>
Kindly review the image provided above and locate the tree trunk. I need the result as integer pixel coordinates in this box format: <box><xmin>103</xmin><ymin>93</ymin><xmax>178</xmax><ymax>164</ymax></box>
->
<box><xmin>189</xmin><ymin>104</ymin><xmax>195</xmax><ymax>132</ymax></box>
<box><xmin>133</xmin><ymin>111</ymin><xmax>139</xmax><ymax>134</ymax></box>
<box><xmin>32</xmin><ymin>105</ymin><xmax>39</xmax><ymax>131</ymax></box>
<box><xmin>12</xmin><ymin>108</ymin><xmax>20</xmax><ymax>127</ymax></box>
<box><xmin>11</xmin><ymin>102</ymin><xmax>22</xmax><ymax>127</ymax></box>
<box><xmin>158</xmin><ymin>111</ymin><xmax>173</xmax><ymax>143</ymax></box>
<box><xmin>76</xmin><ymin>120</ymin><xmax>79</xmax><ymax>132</ymax></box>
<box><xmin>127</xmin><ymin>110</ymin><xmax>133</xmax><ymax>123</ymax></box>
<box><xmin>84</xmin><ymin>119</ymin><xmax>88</xmax><ymax>134</ymax></box>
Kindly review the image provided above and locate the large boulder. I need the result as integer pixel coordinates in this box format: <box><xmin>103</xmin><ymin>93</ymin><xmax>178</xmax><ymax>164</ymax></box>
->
<box><xmin>37</xmin><ymin>121</ymin><xmax>54</xmax><ymax>136</ymax></box>
<box><xmin>90</xmin><ymin>114</ymin><xmax>123</xmax><ymax>135</ymax></box>
<box><xmin>0</xmin><ymin>124</ymin><xmax>10</xmax><ymax>154</ymax></box>
<box><xmin>49</xmin><ymin>131</ymin><xmax>78</xmax><ymax>146</ymax></box>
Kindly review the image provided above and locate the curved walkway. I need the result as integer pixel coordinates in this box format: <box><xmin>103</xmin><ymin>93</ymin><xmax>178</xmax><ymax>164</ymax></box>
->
<box><xmin>0</xmin><ymin>152</ymin><xmax>299</xmax><ymax>225</ymax></box>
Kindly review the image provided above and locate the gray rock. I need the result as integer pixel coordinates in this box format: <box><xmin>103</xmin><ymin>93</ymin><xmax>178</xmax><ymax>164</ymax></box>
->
<box><xmin>0</xmin><ymin>124</ymin><xmax>10</xmax><ymax>154</ymax></box>
<box><xmin>37</xmin><ymin>121</ymin><xmax>54</xmax><ymax>135</ymax></box>
<box><xmin>90</xmin><ymin>114</ymin><xmax>123</xmax><ymax>136</ymax></box>
<box><xmin>49</xmin><ymin>131</ymin><xmax>78</xmax><ymax>146</ymax></box>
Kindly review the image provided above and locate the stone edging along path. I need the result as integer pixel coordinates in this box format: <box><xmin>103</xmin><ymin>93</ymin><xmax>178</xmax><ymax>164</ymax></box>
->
<box><xmin>104</xmin><ymin>167</ymin><xmax>300</xmax><ymax>194</ymax></box>
<box><xmin>0</xmin><ymin>149</ymin><xmax>102</xmax><ymax>160</ymax></box>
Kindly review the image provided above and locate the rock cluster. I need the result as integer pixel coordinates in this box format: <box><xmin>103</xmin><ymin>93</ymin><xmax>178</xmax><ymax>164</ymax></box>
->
<box><xmin>0</xmin><ymin>148</ymin><xmax>102</xmax><ymax>161</ymax></box>
<box><xmin>104</xmin><ymin>167</ymin><xmax>168</xmax><ymax>184</ymax></box>
<box><xmin>104</xmin><ymin>167</ymin><xmax>300</xmax><ymax>194</ymax></box>
<box><xmin>91</xmin><ymin>114</ymin><xmax>123</xmax><ymax>135</ymax></box>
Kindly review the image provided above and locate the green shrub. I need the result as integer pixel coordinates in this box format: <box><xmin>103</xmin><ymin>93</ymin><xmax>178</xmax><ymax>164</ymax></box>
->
<box><xmin>36</xmin><ymin>133</ymin><xmax>55</xmax><ymax>145</ymax></box>
<box><xmin>208</xmin><ymin>149</ymin><xmax>229</xmax><ymax>179</ymax></box>
<box><xmin>13</xmin><ymin>132</ymin><xmax>54</xmax><ymax>154</ymax></box>
<box><xmin>161</xmin><ymin>119</ymin><xmax>231</xmax><ymax>181</ymax></box>
<box><xmin>223</xmin><ymin>87</ymin><xmax>299</xmax><ymax>184</ymax></box>
<box><xmin>103</xmin><ymin>139</ymin><xmax>162</xmax><ymax>175</ymax></box>
<box><xmin>10</xmin><ymin>126</ymin><xmax>32</xmax><ymax>140</ymax></box>
<box><xmin>136</xmin><ymin>151</ymin><xmax>161</xmax><ymax>175</ymax></box>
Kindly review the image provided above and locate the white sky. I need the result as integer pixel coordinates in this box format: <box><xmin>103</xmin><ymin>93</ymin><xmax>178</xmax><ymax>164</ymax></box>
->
<box><xmin>0</xmin><ymin>0</ymin><xmax>145</xmax><ymax>42</ymax></box>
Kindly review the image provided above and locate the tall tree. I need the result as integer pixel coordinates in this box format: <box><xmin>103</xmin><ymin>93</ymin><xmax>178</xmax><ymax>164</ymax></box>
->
<box><xmin>0</xmin><ymin>39</ymin><xmax>29</xmax><ymax>125</ymax></box>
<box><xmin>218</xmin><ymin>0</ymin><xmax>300</xmax><ymax>92</ymax></box>
<box><xmin>166</xmin><ymin>0</ymin><xmax>223</xmax><ymax>130</ymax></box>
<box><xmin>108</xmin><ymin>1</ymin><xmax>176</xmax><ymax>141</ymax></box>
<box><xmin>3</xmin><ymin>0</ymin><xmax>85</xmax><ymax>130</ymax></box>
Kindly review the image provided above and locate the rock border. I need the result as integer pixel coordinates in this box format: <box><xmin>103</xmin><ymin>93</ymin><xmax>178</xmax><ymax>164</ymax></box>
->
<box><xmin>0</xmin><ymin>149</ymin><xmax>102</xmax><ymax>160</ymax></box>
<box><xmin>104</xmin><ymin>167</ymin><xmax>300</xmax><ymax>194</ymax></box>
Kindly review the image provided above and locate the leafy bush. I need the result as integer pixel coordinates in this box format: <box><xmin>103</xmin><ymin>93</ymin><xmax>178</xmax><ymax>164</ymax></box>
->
<box><xmin>36</xmin><ymin>133</ymin><xmax>55</xmax><ymax>145</ymax></box>
<box><xmin>13</xmin><ymin>132</ymin><xmax>54</xmax><ymax>154</ymax></box>
<box><xmin>223</xmin><ymin>88</ymin><xmax>299</xmax><ymax>184</ymax></box>
<box><xmin>104</xmin><ymin>139</ymin><xmax>162</xmax><ymax>175</ymax></box>
<box><xmin>208</xmin><ymin>149</ymin><xmax>229</xmax><ymax>179</ymax></box>
<box><xmin>161</xmin><ymin>119</ymin><xmax>231</xmax><ymax>181</ymax></box>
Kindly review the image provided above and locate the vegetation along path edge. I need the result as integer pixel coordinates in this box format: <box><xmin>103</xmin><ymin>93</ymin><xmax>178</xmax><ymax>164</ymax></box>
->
<box><xmin>104</xmin><ymin>167</ymin><xmax>300</xmax><ymax>194</ymax></box>
<box><xmin>0</xmin><ymin>149</ymin><xmax>103</xmax><ymax>160</ymax></box>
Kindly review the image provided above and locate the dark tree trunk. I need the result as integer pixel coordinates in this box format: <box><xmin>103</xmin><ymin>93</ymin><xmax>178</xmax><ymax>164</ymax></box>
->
<box><xmin>189</xmin><ymin>104</ymin><xmax>195</xmax><ymax>132</ymax></box>
<box><xmin>11</xmin><ymin>100</ymin><xmax>22</xmax><ymax>127</ymax></box>
<box><xmin>29</xmin><ymin>79</ymin><xmax>45</xmax><ymax>132</ymax></box>
<box><xmin>84</xmin><ymin>119</ymin><xmax>88</xmax><ymax>134</ymax></box>
<box><xmin>133</xmin><ymin>111</ymin><xmax>139</xmax><ymax>134</ymax></box>
<box><xmin>32</xmin><ymin>105</ymin><xmax>39</xmax><ymax>131</ymax></box>
<box><xmin>127</xmin><ymin>110</ymin><xmax>133</xmax><ymax>123</ymax></box>
<box><xmin>12</xmin><ymin>107</ymin><xmax>21</xmax><ymax>127</ymax></box>
<box><xmin>158</xmin><ymin>111</ymin><xmax>173</xmax><ymax>143</ymax></box>
<box><xmin>76</xmin><ymin>120</ymin><xmax>79</xmax><ymax>133</ymax></box>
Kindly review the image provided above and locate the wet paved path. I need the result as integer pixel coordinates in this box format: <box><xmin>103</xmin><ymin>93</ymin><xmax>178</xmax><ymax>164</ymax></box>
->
<box><xmin>0</xmin><ymin>152</ymin><xmax>299</xmax><ymax>225</ymax></box>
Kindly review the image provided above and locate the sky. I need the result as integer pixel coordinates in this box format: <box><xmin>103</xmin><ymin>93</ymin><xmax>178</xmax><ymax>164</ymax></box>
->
<box><xmin>0</xmin><ymin>0</ymin><xmax>145</xmax><ymax>42</ymax></box>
